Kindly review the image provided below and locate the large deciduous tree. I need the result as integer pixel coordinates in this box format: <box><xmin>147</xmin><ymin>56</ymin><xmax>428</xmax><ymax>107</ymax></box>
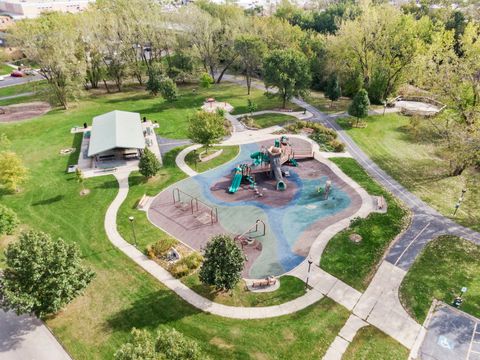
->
<box><xmin>0</xmin><ymin>230</ymin><xmax>95</xmax><ymax>317</ymax></box>
<box><xmin>234</xmin><ymin>34</ymin><xmax>267</xmax><ymax>95</ymax></box>
<box><xmin>417</xmin><ymin>23</ymin><xmax>480</xmax><ymax>176</ymax></box>
<box><xmin>0</xmin><ymin>151</ymin><xmax>28</xmax><ymax>193</ymax></box>
<box><xmin>187</xmin><ymin>111</ymin><xmax>225</xmax><ymax>152</ymax></box>
<box><xmin>10</xmin><ymin>12</ymin><xmax>85</xmax><ymax>109</ymax></box>
<box><xmin>199</xmin><ymin>234</ymin><xmax>244</xmax><ymax>291</ymax></box>
<box><xmin>263</xmin><ymin>49</ymin><xmax>311</xmax><ymax>108</ymax></box>
<box><xmin>327</xmin><ymin>3</ymin><xmax>422</xmax><ymax>103</ymax></box>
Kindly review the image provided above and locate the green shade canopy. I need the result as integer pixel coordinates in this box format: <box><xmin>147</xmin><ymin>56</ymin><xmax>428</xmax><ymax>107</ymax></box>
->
<box><xmin>87</xmin><ymin>110</ymin><xmax>145</xmax><ymax>157</ymax></box>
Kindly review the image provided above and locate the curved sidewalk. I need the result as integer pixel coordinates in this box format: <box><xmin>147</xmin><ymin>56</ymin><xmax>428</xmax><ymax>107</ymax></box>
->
<box><xmin>106</xmin><ymin>171</ymin><xmax>329</xmax><ymax>320</ymax></box>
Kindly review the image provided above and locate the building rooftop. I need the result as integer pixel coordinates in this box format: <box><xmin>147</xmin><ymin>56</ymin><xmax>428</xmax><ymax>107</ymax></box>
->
<box><xmin>87</xmin><ymin>110</ymin><xmax>145</xmax><ymax>157</ymax></box>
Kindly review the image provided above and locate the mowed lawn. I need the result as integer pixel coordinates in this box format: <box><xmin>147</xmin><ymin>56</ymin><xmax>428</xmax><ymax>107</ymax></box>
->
<box><xmin>249</xmin><ymin>113</ymin><xmax>298</xmax><ymax>128</ymax></box>
<box><xmin>185</xmin><ymin>145</ymin><xmax>240</xmax><ymax>173</ymax></box>
<box><xmin>307</xmin><ymin>90</ymin><xmax>351</xmax><ymax>114</ymax></box>
<box><xmin>321</xmin><ymin>158</ymin><xmax>408</xmax><ymax>291</ymax></box>
<box><xmin>0</xmin><ymin>86</ymin><xmax>347</xmax><ymax>359</ymax></box>
<box><xmin>338</xmin><ymin>114</ymin><xmax>480</xmax><ymax>231</ymax></box>
<box><xmin>400</xmin><ymin>236</ymin><xmax>480</xmax><ymax>323</ymax></box>
<box><xmin>343</xmin><ymin>326</ymin><xmax>408</xmax><ymax>360</ymax></box>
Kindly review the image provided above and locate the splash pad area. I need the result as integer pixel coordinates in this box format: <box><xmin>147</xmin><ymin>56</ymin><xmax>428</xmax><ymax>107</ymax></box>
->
<box><xmin>148</xmin><ymin>138</ymin><xmax>363</xmax><ymax>279</ymax></box>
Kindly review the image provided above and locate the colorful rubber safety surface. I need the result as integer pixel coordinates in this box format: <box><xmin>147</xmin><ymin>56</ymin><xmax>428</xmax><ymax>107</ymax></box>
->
<box><xmin>148</xmin><ymin>138</ymin><xmax>363</xmax><ymax>279</ymax></box>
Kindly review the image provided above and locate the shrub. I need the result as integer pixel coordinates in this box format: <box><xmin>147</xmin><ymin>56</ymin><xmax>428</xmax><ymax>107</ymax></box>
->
<box><xmin>170</xmin><ymin>252</ymin><xmax>203</xmax><ymax>278</ymax></box>
<box><xmin>199</xmin><ymin>73</ymin><xmax>214</xmax><ymax>88</ymax></box>
<box><xmin>147</xmin><ymin>237</ymin><xmax>177</xmax><ymax>258</ymax></box>
<box><xmin>170</xmin><ymin>263</ymin><xmax>189</xmax><ymax>278</ymax></box>
<box><xmin>329</xmin><ymin>139</ymin><xmax>345</xmax><ymax>152</ymax></box>
<box><xmin>0</xmin><ymin>204</ymin><xmax>19</xmax><ymax>235</ymax></box>
<box><xmin>159</xmin><ymin>77</ymin><xmax>178</xmax><ymax>102</ymax></box>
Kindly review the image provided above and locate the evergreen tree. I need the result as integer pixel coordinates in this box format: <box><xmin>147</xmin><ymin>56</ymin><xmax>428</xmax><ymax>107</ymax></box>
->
<box><xmin>348</xmin><ymin>89</ymin><xmax>370</xmax><ymax>126</ymax></box>
<box><xmin>325</xmin><ymin>74</ymin><xmax>342</xmax><ymax>104</ymax></box>
<box><xmin>159</xmin><ymin>77</ymin><xmax>178</xmax><ymax>102</ymax></box>
<box><xmin>139</xmin><ymin>148</ymin><xmax>161</xmax><ymax>179</ymax></box>
<box><xmin>146</xmin><ymin>65</ymin><xmax>162</xmax><ymax>96</ymax></box>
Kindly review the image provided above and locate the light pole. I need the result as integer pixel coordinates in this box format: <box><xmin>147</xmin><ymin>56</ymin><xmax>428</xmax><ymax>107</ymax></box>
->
<box><xmin>453</xmin><ymin>188</ymin><xmax>467</xmax><ymax>216</ymax></box>
<box><xmin>305</xmin><ymin>258</ymin><xmax>313</xmax><ymax>290</ymax></box>
<box><xmin>128</xmin><ymin>216</ymin><xmax>138</xmax><ymax>247</ymax></box>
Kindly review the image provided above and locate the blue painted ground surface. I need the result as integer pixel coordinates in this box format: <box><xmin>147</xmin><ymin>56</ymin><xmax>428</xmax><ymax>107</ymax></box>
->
<box><xmin>179</xmin><ymin>144</ymin><xmax>352</xmax><ymax>278</ymax></box>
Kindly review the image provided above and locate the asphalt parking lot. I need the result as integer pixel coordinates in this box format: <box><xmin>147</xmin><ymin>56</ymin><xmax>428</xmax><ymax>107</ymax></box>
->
<box><xmin>419</xmin><ymin>302</ymin><xmax>480</xmax><ymax>360</ymax></box>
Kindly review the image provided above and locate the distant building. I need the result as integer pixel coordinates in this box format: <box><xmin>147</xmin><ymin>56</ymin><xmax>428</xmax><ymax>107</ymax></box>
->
<box><xmin>0</xmin><ymin>0</ymin><xmax>93</xmax><ymax>19</ymax></box>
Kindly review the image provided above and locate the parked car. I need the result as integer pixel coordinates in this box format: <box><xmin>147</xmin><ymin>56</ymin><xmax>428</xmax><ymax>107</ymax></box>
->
<box><xmin>10</xmin><ymin>70</ymin><xmax>24</xmax><ymax>77</ymax></box>
<box><xmin>24</xmin><ymin>69</ymin><xmax>36</xmax><ymax>76</ymax></box>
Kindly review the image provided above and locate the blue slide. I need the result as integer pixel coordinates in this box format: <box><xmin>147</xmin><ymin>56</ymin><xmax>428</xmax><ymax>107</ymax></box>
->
<box><xmin>229</xmin><ymin>169</ymin><xmax>243</xmax><ymax>193</ymax></box>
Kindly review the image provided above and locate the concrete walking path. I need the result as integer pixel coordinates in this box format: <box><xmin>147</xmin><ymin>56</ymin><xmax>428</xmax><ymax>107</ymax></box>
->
<box><xmin>0</xmin><ymin>310</ymin><xmax>72</xmax><ymax>360</ymax></box>
<box><xmin>106</xmin><ymin>171</ymin><xmax>329</xmax><ymax>320</ymax></box>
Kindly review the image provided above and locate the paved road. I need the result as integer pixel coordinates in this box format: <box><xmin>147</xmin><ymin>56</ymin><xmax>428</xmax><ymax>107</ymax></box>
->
<box><xmin>0</xmin><ymin>310</ymin><xmax>71</xmax><ymax>360</ymax></box>
<box><xmin>0</xmin><ymin>74</ymin><xmax>43</xmax><ymax>89</ymax></box>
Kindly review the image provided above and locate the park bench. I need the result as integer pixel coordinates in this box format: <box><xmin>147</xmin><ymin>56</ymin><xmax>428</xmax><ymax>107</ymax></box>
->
<box><xmin>377</xmin><ymin>196</ymin><xmax>385</xmax><ymax>210</ymax></box>
<box><xmin>137</xmin><ymin>194</ymin><xmax>149</xmax><ymax>210</ymax></box>
<box><xmin>252</xmin><ymin>277</ymin><xmax>276</xmax><ymax>288</ymax></box>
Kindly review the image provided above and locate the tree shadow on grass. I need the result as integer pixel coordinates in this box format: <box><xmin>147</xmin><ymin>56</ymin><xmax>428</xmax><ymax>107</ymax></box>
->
<box><xmin>104</xmin><ymin>289</ymin><xmax>201</xmax><ymax>333</ymax></box>
<box><xmin>66</xmin><ymin>132</ymin><xmax>83</xmax><ymax>168</ymax></box>
<box><xmin>94</xmin><ymin>179</ymin><xmax>119</xmax><ymax>190</ymax></box>
<box><xmin>32</xmin><ymin>194</ymin><xmax>64</xmax><ymax>206</ymax></box>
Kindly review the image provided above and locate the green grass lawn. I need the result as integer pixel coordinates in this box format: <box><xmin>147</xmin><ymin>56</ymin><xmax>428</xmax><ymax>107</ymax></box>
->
<box><xmin>0</xmin><ymin>80</ymin><xmax>46</xmax><ymax>98</ymax></box>
<box><xmin>248</xmin><ymin>113</ymin><xmax>298</xmax><ymax>128</ymax></box>
<box><xmin>0</xmin><ymin>87</ymin><xmax>348</xmax><ymax>359</ymax></box>
<box><xmin>320</xmin><ymin>158</ymin><xmax>409</xmax><ymax>291</ymax></box>
<box><xmin>116</xmin><ymin>149</ymin><xmax>186</xmax><ymax>250</ymax></box>
<box><xmin>343</xmin><ymin>326</ymin><xmax>409</xmax><ymax>360</ymax></box>
<box><xmin>400</xmin><ymin>236</ymin><xmax>480</xmax><ymax>323</ymax></box>
<box><xmin>0</xmin><ymin>63</ymin><xmax>14</xmax><ymax>75</ymax></box>
<box><xmin>307</xmin><ymin>91</ymin><xmax>351</xmax><ymax>114</ymax></box>
<box><xmin>185</xmin><ymin>145</ymin><xmax>239</xmax><ymax>173</ymax></box>
<box><xmin>337</xmin><ymin>114</ymin><xmax>480</xmax><ymax>231</ymax></box>
<box><xmin>182</xmin><ymin>274</ymin><xmax>306</xmax><ymax>307</ymax></box>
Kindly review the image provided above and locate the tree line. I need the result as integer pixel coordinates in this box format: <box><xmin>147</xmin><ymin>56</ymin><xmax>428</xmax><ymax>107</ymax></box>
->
<box><xmin>7</xmin><ymin>0</ymin><xmax>480</xmax><ymax>175</ymax></box>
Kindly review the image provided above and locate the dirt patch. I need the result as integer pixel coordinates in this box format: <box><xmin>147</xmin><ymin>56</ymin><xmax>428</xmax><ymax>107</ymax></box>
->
<box><xmin>0</xmin><ymin>101</ymin><xmax>51</xmax><ymax>122</ymax></box>
<box><xmin>209</xmin><ymin>337</ymin><xmax>234</xmax><ymax>349</ymax></box>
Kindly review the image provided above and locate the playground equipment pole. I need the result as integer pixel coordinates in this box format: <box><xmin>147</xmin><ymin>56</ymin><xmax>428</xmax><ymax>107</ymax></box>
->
<box><xmin>305</xmin><ymin>258</ymin><xmax>313</xmax><ymax>289</ymax></box>
<box><xmin>128</xmin><ymin>216</ymin><xmax>138</xmax><ymax>247</ymax></box>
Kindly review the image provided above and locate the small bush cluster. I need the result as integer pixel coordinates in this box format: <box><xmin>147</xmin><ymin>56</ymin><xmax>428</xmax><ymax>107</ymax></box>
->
<box><xmin>285</xmin><ymin>121</ymin><xmax>345</xmax><ymax>152</ymax></box>
<box><xmin>170</xmin><ymin>252</ymin><xmax>203</xmax><ymax>278</ymax></box>
<box><xmin>241</xmin><ymin>116</ymin><xmax>260</xmax><ymax>129</ymax></box>
<box><xmin>146</xmin><ymin>237</ymin><xmax>177</xmax><ymax>259</ymax></box>
<box><xmin>0</xmin><ymin>204</ymin><xmax>19</xmax><ymax>236</ymax></box>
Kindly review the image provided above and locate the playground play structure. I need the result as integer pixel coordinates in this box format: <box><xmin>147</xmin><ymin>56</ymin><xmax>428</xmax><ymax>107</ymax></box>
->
<box><xmin>172</xmin><ymin>187</ymin><xmax>218</xmax><ymax>225</ymax></box>
<box><xmin>228</xmin><ymin>136</ymin><xmax>314</xmax><ymax>193</ymax></box>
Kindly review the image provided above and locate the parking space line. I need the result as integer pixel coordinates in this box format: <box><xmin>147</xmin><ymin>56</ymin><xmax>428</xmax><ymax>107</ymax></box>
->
<box><xmin>467</xmin><ymin>322</ymin><xmax>479</xmax><ymax>359</ymax></box>
<box><xmin>394</xmin><ymin>222</ymin><xmax>431</xmax><ymax>266</ymax></box>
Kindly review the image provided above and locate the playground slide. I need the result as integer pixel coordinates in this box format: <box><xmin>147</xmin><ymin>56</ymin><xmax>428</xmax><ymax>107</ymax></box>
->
<box><xmin>270</xmin><ymin>155</ymin><xmax>286</xmax><ymax>191</ymax></box>
<box><xmin>229</xmin><ymin>172</ymin><xmax>243</xmax><ymax>193</ymax></box>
